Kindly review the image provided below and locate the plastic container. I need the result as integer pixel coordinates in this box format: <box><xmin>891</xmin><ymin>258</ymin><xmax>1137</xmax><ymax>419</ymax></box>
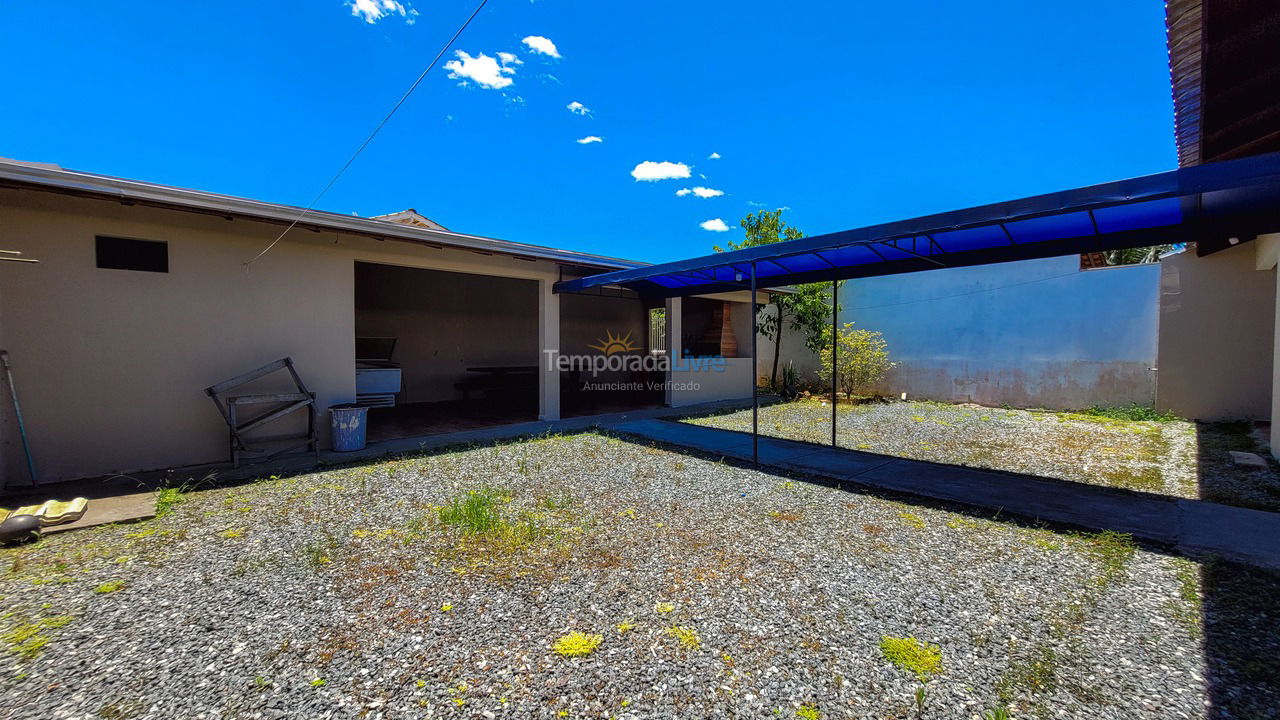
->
<box><xmin>329</xmin><ymin>404</ymin><xmax>369</xmax><ymax>452</ymax></box>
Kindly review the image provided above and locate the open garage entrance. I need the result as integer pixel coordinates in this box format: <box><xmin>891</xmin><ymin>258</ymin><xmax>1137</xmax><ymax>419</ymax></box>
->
<box><xmin>354</xmin><ymin>261</ymin><xmax>539</xmax><ymax>442</ymax></box>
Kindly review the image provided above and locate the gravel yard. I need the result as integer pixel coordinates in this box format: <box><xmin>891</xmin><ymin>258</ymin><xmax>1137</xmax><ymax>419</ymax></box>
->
<box><xmin>685</xmin><ymin>399</ymin><xmax>1280</xmax><ymax>512</ymax></box>
<box><xmin>1</xmin><ymin>433</ymin><xmax>1277</xmax><ymax>719</ymax></box>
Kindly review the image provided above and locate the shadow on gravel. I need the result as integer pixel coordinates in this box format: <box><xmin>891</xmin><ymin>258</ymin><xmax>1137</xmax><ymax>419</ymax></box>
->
<box><xmin>1199</xmin><ymin>559</ymin><xmax>1280</xmax><ymax>718</ymax></box>
<box><xmin>1193</xmin><ymin>425</ymin><xmax>1280</xmax><ymax>718</ymax></box>
<box><xmin>609</xmin><ymin>424</ymin><xmax>1280</xmax><ymax>717</ymax></box>
<box><xmin>1192</xmin><ymin>421</ymin><xmax>1280</xmax><ymax>513</ymax></box>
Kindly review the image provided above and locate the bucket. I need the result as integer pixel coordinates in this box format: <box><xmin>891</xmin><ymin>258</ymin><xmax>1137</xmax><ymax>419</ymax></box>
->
<box><xmin>330</xmin><ymin>404</ymin><xmax>369</xmax><ymax>452</ymax></box>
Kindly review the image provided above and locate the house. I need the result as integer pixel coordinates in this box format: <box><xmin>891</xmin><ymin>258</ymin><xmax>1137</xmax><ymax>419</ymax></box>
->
<box><xmin>0</xmin><ymin>160</ymin><xmax>763</xmax><ymax>488</ymax></box>
<box><xmin>1154</xmin><ymin>0</ymin><xmax>1280</xmax><ymax>436</ymax></box>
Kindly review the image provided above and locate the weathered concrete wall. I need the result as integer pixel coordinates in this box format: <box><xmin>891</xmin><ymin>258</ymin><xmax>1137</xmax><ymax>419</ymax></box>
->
<box><xmin>839</xmin><ymin>255</ymin><xmax>1161</xmax><ymax>410</ymax></box>
<box><xmin>1157</xmin><ymin>242</ymin><xmax>1274</xmax><ymax>420</ymax></box>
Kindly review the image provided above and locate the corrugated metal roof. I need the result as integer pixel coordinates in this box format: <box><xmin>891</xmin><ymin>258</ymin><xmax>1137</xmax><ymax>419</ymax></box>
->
<box><xmin>1166</xmin><ymin>0</ymin><xmax>1204</xmax><ymax>167</ymax></box>
<box><xmin>0</xmin><ymin>159</ymin><xmax>645</xmax><ymax>271</ymax></box>
<box><xmin>556</xmin><ymin>151</ymin><xmax>1280</xmax><ymax>298</ymax></box>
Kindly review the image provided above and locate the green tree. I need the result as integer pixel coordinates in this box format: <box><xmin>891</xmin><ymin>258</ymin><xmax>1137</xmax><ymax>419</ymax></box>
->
<box><xmin>714</xmin><ymin>209</ymin><xmax>838</xmax><ymax>389</ymax></box>
<box><xmin>1103</xmin><ymin>245</ymin><xmax>1176</xmax><ymax>266</ymax></box>
<box><xmin>819</xmin><ymin>322</ymin><xmax>894</xmax><ymax>399</ymax></box>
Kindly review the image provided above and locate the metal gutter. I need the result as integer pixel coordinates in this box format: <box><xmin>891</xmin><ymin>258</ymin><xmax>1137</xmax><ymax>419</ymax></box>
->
<box><xmin>0</xmin><ymin>159</ymin><xmax>645</xmax><ymax>272</ymax></box>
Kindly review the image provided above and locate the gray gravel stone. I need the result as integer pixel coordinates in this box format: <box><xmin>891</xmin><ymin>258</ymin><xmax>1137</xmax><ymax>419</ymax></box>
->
<box><xmin>0</xmin><ymin>432</ymin><xmax>1270</xmax><ymax>718</ymax></box>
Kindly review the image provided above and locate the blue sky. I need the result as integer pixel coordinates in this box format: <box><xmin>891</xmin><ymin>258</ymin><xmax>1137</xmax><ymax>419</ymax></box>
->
<box><xmin>1</xmin><ymin>1</ymin><xmax>1174</xmax><ymax>263</ymax></box>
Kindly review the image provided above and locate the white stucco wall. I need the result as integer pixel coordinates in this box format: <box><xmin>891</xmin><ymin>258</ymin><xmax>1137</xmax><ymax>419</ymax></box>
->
<box><xmin>671</xmin><ymin>358</ymin><xmax>754</xmax><ymax>407</ymax></box>
<box><xmin>0</xmin><ymin>188</ymin><xmax>568</xmax><ymax>486</ymax></box>
<box><xmin>1157</xmin><ymin>242</ymin><xmax>1275</xmax><ymax>420</ymax></box>
<box><xmin>839</xmin><ymin>255</ymin><xmax>1161</xmax><ymax>410</ymax></box>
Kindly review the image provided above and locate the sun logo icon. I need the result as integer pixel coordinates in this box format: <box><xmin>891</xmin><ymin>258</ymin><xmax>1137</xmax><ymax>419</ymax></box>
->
<box><xmin>588</xmin><ymin>329</ymin><xmax>640</xmax><ymax>355</ymax></box>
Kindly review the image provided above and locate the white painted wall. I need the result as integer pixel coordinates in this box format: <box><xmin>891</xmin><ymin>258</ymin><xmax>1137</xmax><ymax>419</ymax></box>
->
<box><xmin>839</xmin><ymin>255</ymin><xmax>1161</xmax><ymax>410</ymax></box>
<box><xmin>1158</xmin><ymin>242</ymin><xmax>1275</xmax><ymax>420</ymax></box>
<box><xmin>0</xmin><ymin>188</ymin><xmax>567</xmax><ymax>485</ymax></box>
<box><xmin>671</xmin><ymin>358</ymin><xmax>754</xmax><ymax>407</ymax></box>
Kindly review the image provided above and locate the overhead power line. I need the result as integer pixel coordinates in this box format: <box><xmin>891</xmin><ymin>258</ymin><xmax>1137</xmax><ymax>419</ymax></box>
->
<box><xmin>244</xmin><ymin>0</ymin><xmax>491</xmax><ymax>267</ymax></box>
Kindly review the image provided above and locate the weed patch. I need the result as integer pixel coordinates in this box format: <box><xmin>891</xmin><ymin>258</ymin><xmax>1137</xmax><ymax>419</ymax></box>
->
<box><xmin>3</xmin><ymin>614</ymin><xmax>73</xmax><ymax>660</ymax></box>
<box><xmin>552</xmin><ymin>631</ymin><xmax>602</xmax><ymax>657</ymax></box>
<box><xmin>438</xmin><ymin>488</ymin><xmax>509</xmax><ymax>533</ymax></box>
<box><xmin>997</xmin><ymin>644</ymin><xmax>1057</xmax><ymax>703</ymax></box>
<box><xmin>896</xmin><ymin>511</ymin><xmax>926</xmax><ymax>530</ymax></box>
<box><xmin>879</xmin><ymin>636</ymin><xmax>941</xmax><ymax>679</ymax></box>
<box><xmin>1080</xmin><ymin>531</ymin><xmax>1136</xmax><ymax>586</ymax></box>
<box><xmin>666</xmin><ymin>625</ymin><xmax>702</xmax><ymax>650</ymax></box>
<box><xmin>1079</xmin><ymin>404</ymin><xmax>1181</xmax><ymax>423</ymax></box>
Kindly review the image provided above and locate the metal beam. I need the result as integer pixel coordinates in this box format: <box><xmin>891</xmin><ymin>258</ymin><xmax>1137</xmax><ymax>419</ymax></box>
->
<box><xmin>831</xmin><ymin>280</ymin><xmax>838</xmax><ymax>448</ymax></box>
<box><xmin>750</xmin><ymin>262</ymin><xmax>758</xmax><ymax>467</ymax></box>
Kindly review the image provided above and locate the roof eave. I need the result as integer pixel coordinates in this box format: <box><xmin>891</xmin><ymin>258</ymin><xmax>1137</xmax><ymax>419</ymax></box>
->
<box><xmin>1166</xmin><ymin>0</ymin><xmax>1206</xmax><ymax>168</ymax></box>
<box><xmin>0</xmin><ymin>160</ymin><xmax>645</xmax><ymax>272</ymax></box>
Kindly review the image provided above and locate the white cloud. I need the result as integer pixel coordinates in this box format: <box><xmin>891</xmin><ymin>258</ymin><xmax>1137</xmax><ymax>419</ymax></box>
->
<box><xmin>444</xmin><ymin>51</ymin><xmax>518</xmax><ymax>89</ymax></box>
<box><xmin>566</xmin><ymin>101</ymin><xmax>590</xmax><ymax>115</ymax></box>
<box><xmin>522</xmin><ymin>35</ymin><xmax>561</xmax><ymax>58</ymax></box>
<box><xmin>347</xmin><ymin>0</ymin><xmax>416</xmax><ymax>24</ymax></box>
<box><xmin>675</xmin><ymin>186</ymin><xmax>724</xmax><ymax>198</ymax></box>
<box><xmin>497</xmin><ymin>52</ymin><xmax>522</xmax><ymax>66</ymax></box>
<box><xmin>700</xmin><ymin>218</ymin><xmax>730</xmax><ymax>232</ymax></box>
<box><xmin>631</xmin><ymin>161</ymin><xmax>692</xmax><ymax>182</ymax></box>
<box><xmin>576</xmin><ymin>136</ymin><xmax>603</xmax><ymax>144</ymax></box>
<box><xmin>708</xmin><ymin>152</ymin><xmax>721</xmax><ymax>159</ymax></box>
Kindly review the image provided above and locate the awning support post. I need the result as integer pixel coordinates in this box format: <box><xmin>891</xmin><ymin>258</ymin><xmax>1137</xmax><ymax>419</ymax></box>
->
<box><xmin>831</xmin><ymin>280</ymin><xmax>838</xmax><ymax>448</ymax></box>
<box><xmin>750</xmin><ymin>261</ymin><xmax>758</xmax><ymax>467</ymax></box>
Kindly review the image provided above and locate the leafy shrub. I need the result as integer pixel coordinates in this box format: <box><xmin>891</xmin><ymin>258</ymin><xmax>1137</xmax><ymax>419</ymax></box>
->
<box><xmin>818</xmin><ymin>323</ymin><xmax>894</xmax><ymax>399</ymax></box>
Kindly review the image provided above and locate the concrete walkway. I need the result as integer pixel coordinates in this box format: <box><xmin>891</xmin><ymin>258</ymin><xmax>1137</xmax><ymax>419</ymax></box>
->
<box><xmin>607</xmin><ymin>419</ymin><xmax>1280</xmax><ymax>571</ymax></box>
<box><xmin>7</xmin><ymin>398</ymin><xmax>764</xmax><ymax>501</ymax></box>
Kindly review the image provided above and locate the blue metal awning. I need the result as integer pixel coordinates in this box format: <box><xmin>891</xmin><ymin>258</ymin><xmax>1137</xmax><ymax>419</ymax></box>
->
<box><xmin>555</xmin><ymin>151</ymin><xmax>1280</xmax><ymax>298</ymax></box>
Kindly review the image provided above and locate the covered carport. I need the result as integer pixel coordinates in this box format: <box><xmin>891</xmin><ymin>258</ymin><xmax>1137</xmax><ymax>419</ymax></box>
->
<box><xmin>556</xmin><ymin>151</ymin><xmax>1280</xmax><ymax>465</ymax></box>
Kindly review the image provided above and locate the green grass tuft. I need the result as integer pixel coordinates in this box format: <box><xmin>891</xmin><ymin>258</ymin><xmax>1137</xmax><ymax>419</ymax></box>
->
<box><xmin>1081</xmin><ymin>530</ymin><xmax>1137</xmax><ymax>586</ymax></box>
<box><xmin>879</xmin><ymin>636</ymin><xmax>942</xmax><ymax>679</ymax></box>
<box><xmin>1079</xmin><ymin>404</ymin><xmax>1181</xmax><ymax>422</ymax></box>
<box><xmin>3</xmin><ymin>615</ymin><xmax>73</xmax><ymax>660</ymax></box>
<box><xmin>438</xmin><ymin>488</ymin><xmax>508</xmax><ymax>533</ymax></box>
<box><xmin>552</xmin><ymin>631</ymin><xmax>603</xmax><ymax>657</ymax></box>
<box><xmin>154</xmin><ymin>487</ymin><xmax>185</xmax><ymax>518</ymax></box>
<box><xmin>796</xmin><ymin>704</ymin><xmax>821</xmax><ymax>720</ymax></box>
